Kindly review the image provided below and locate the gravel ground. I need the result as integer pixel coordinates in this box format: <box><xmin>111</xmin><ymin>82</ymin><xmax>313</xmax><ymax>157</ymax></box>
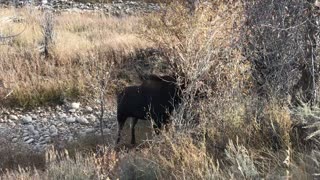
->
<box><xmin>1</xmin><ymin>0</ymin><xmax>161</xmax><ymax>16</ymax></box>
<box><xmin>0</xmin><ymin>102</ymin><xmax>118</xmax><ymax>152</ymax></box>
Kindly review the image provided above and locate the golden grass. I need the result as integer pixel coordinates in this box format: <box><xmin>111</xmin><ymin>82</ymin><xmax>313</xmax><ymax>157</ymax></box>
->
<box><xmin>0</xmin><ymin>8</ymin><xmax>152</xmax><ymax>107</ymax></box>
<box><xmin>1</xmin><ymin>1</ymin><xmax>320</xmax><ymax>179</ymax></box>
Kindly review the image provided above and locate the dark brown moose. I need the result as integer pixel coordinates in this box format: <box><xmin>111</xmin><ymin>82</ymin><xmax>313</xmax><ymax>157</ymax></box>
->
<box><xmin>116</xmin><ymin>75</ymin><xmax>183</xmax><ymax>145</ymax></box>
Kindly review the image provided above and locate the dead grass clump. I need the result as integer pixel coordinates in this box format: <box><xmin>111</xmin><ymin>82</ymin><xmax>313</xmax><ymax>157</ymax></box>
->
<box><xmin>0</xmin><ymin>138</ymin><xmax>45</xmax><ymax>173</ymax></box>
<box><xmin>116</xmin><ymin>135</ymin><xmax>222</xmax><ymax>179</ymax></box>
<box><xmin>2</xmin><ymin>147</ymin><xmax>101</xmax><ymax>180</ymax></box>
<box><xmin>46</xmin><ymin>148</ymin><xmax>99</xmax><ymax>180</ymax></box>
<box><xmin>0</xmin><ymin>8</ymin><xmax>152</xmax><ymax>108</ymax></box>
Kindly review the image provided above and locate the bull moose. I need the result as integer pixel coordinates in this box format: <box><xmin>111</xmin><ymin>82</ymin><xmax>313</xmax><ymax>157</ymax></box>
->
<box><xmin>116</xmin><ymin>74</ymin><xmax>184</xmax><ymax>145</ymax></box>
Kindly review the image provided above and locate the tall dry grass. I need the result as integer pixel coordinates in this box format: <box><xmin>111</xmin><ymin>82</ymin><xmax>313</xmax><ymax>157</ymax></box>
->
<box><xmin>1</xmin><ymin>1</ymin><xmax>320</xmax><ymax>179</ymax></box>
<box><xmin>0</xmin><ymin>7</ymin><xmax>152</xmax><ymax>107</ymax></box>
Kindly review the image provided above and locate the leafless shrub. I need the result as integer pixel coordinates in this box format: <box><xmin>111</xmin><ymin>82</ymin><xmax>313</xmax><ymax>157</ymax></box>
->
<box><xmin>41</xmin><ymin>10</ymin><xmax>54</xmax><ymax>58</ymax></box>
<box><xmin>240</xmin><ymin>0</ymin><xmax>320</xmax><ymax>105</ymax></box>
<box><xmin>84</xmin><ymin>47</ymin><xmax>115</xmax><ymax>145</ymax></box>
<box><xmin>144</xmin><ymin>1</ymin><xmax>246</xmax><ymax>135</ymax></box>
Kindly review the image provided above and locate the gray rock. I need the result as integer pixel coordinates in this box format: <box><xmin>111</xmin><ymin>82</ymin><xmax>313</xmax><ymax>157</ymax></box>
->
<box><xmin>77</xmin><ymin>117</ymin><xmax>89</xmax><ymax>125</ymax></box>
<box><xmin>41</xmin><ymin>118</ymin><xmax>48</xmax><ymax>122</ymax></box>
<box><xmin>9</xmin><ymin>115</ymin><xmax>18</xmax><ymax>121</ymax></box>
<box><xmin>39</xmin><ymin>136</ymin><xmax>44</xmax><ymax>142</ymax></box>
<box><xmin>85</xmin><ymin>128</ymin><xmax>95</xmax><ymax>134</ymax></box>
<box><xmin>70</xmin><ymin>102</ymin><xmax>80</xmax><ymax>110</ymax></box>
<box><xmin>49</xmin><ymin>125</ymin><xmax>58</xmax><ymax>136</ymax></box>
<box><xmin>33</xmin><ymin>144</ymin><xmax>41</xmax><ymax>151</ymax></box>
<box><xmin>67</xmin><ymin>136</ymin><xmax>73</xmax><ymax>142</ymax></box>
<box><xmin>59</xmin><ymin>113</ymin><xmax>67</xmax><ymax>120</ymax></box>
<box><xmin>9</xmin><ymin>122</ymin><xmax>16</xmax><ymax>126</ymax></box>
<box><xmin>103</xmin><ymin>128</ymin><xmax>111</xmax><ymax>134</ymax></box>
<box><xmin>21</xmin><ymin>115</ymin><xmax>33</xmax><ymax>124</ymax></box>
<box><xmin>69</xmin><ymin>109</ymin><xmax>76</xmax><ymax>113</ymax></box>
<box><xmin>12</xmin><ymin>138</ymin><xmax>18</xmax><ymax>143</ymax></box>
<box><xmin>26</xmin><ymin>124</ymin><xmax>35</xmax><ymax>132</ymax></box>
<box><xmin>79</xmin><ymin>131</ymin><xmax>86</xmax><ymax>137</ymax></box>
<box><xmin>26</xmin><ymin>138</ymin><xmax>34</xmax><ymax>144</ymax></box>
<box><xmin>34</xmin><ymin>130</ymin><xmax>40</xmax><ymax>137</ymax></box>
<box><xmin>65</xmin><ymin>117</ymin><xmax>76</xmax><ymax>123</ymax></box>
<box><xmin>95</xmin><ymin>128</ymin><xmax>111</xmax><ymax>135</ymax></box>
<box><xmin>56</xmin><ymin>122</ymin><xmax>63</xmax><ymax>127</ymax></box>
<box><xmin>45</xmin><ymin>136</ymin><xmax>51</xmax><ymax>142</ymax></box>
<box><xmin>87</xmin><ymin>114</ymin><xmax>96</xmax><ymax>122</ymax></box>
<box><xmin>43</xmin><ymin>130</ymin><xmax>50</xmax><ymax>136</ymax></box>
<box><xmin>23</xmin><ymin>136</ymin><xmax>30</xmax><ymax>141</ymax></box>
<box><xmin>85</xmin><ymin>106</ymin><xmax>93</xmax><ymax>113</ymax></box>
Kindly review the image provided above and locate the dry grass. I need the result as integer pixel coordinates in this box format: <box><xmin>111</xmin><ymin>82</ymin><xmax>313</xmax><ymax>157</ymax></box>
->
<box><xmin>0</xmin><ymin>7</ymin><xmax>152</xmax><ymax>107</ymax></box>
<box><xmin>0</xmin><ymin>137</ymin><xmax>46</xmax><ymax>173</ymax></box>
<box><xmin>1</xmin><ymin>1</ymin><xmax>320</xmax><ymax>179</ymax></box>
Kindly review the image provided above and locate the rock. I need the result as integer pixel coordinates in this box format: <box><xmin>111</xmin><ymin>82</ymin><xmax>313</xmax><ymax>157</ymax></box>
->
<box><xmin>22</xmin><ymin>132</ymin><xmax>29</xmax><ymax>137</ymax></box>
<box><xmin>70</xmin><ymin>102</ymin><xmax>80</xmax><ymax>110</ymax></box>
<box><xmin>67</xmin><ymin>136</ymin><xmax>73</xmax><ymax>142</ymax></box>
<box><xmin>12</xmin><ymin>138</ymin><xmax>18</xmax><ymax>143</ymax></box>
<box><xmin>21</xmin><ymin>115</ymin><xmax>33</xmax><ymax>124</ymax></box>
<box><xmin>103</xmin><ymin>128</ymin><xmax>111</xmax><ymax>134</ymax></box>
<box><xmin>87</xmin><ymin>114</ymin><xmax>96</xmax><ymax>122</ymax></box>
<box><xmin>95</xmin><ymin>128</ymin><xmax>111</xmax><ymax>135</ymax></box>
<box><xmin>79</xmin><ymin>131</ymin><xmax>86</xmax><ymax>137</ymax></box>
<box><xmin>23</xmin><ymin>136</ymin><xmax>30</xmax><ymax>141</ymax></box>
<box><xmin>26</xmin><ymin>124</ymin><xmax>35</xmax><ymax>132</ymax></box>
<box><xmin>43</xmin><ymin>130</ymin><xmax>50</xmax><ymax>136</ymax></box>
<box><xmin>34</xmin><ymin>130</ymin><xmax>40</xmax><ymax>137</ymax></box>
<box><xmin>33</xmin><ymin>144</ymin><xmax>41</xmax><ymax>151</ymax></box>
<box><xmin>2</xmin><ymin>110</ymin><xmax>9</xmax><ymax>115</ymax></box>
<box><xmin>39</xmin><ymin>136</ymin><xmax>45</xmax><ymax>141</ymax></box>
<box><xmin>69</xmin><ymin>109</ymin><xmax>76</xmax><ymax>113</ymax></box>
<box><xmin>41</xmin><ymin>118</ymin><xmax>48</xmax><ymax>122</ymax></box>
<box><xmin>59</xmin><ymin>113</ymin><xmax>67</xmax><ymax>120</ymax></box>
<box><xmin>85</xmin><ymin>128</ymin><xmax>95</xmax><ymax>134</ymax></box>
<box><xmin>9</xmin><ymin>115</ymin><xmax>18</xmax><ymax>121</ymax></box>
<box><xmin>26</xmin><ymin>138</ymin><xmax>34</xmax><ymax>144</ymax></box>
<box><xmin>49</xmin><ymin>125</ymin><xmax>58</xmax><ymax>136</ymax></box>
<box><xmin>9</xmin><ymin>121</ymin><xmax>16</xmax><ymax>126</ymax></box>
<box><xmin>56</xmin><ymin>122</ymin><xmax>63</xmax><ymax>127</ymax></box>
<box><xmin>40</xmin><ymin>136</ymin><xmax>50</xmax><ymax>144</ymax></box>
<box><xmin>31</xmin><ymin>114</ymin><xmax>37</xmax><ymax>120</ymax></box>
<box><xmin>85</xmin><ymin>106</ymin><xmax>93</xmax><ymax>113</ymax></box>
<box><xmin>77</xmin><ymin>117</ymin><xmax>89</xmax><ymax>125</ymax></box>
<box><xmin>45</xmin><ymin>136</ymin><xmax>51</xmax><ymax>142</ymax></box>
<box><xmin>65</xmin><ymin>117</ymin><xmax>76</xmax><ymax>123</ymax></box>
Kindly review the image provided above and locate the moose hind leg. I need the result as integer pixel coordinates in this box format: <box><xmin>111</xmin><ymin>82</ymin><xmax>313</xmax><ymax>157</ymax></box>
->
<box><xmin>116</xmin><ymin>115</ymin><xmax>126</xmax><ymax>144</ymax></box>
<box><xmin>131</xmin><ymin>118</ymin><xmax>138</xmax><ymax>145</ymax></box>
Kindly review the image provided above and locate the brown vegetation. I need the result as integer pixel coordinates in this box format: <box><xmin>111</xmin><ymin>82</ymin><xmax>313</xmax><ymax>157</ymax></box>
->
<box><xmin>1</xmin><ymin>0</ymin><xmax>320</xmax><ymax>179</ymax></box>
